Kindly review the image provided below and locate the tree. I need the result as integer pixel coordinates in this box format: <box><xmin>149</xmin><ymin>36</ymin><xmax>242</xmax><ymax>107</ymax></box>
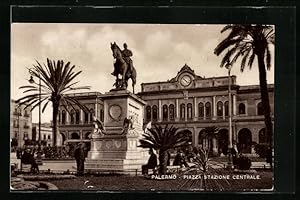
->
<box><xmin>139</xmin><ymin>124</ymin><xmax>189</xmax><ymax>175</ymax></box>
<box><xmin>214</xmin><ymin>25</ymin><xmax>274</xmax><ymax>150</ymax></box>
<box><xmin>17</xmin><ymin>58</ymin><xmax>90</xmax><ymax>146</ymax></box>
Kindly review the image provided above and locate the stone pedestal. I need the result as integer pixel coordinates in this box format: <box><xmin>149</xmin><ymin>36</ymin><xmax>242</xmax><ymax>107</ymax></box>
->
<box><xmin>85</xmin><ymin>89</ymin><xmax>148</xmax><ymax>173</ymax></box>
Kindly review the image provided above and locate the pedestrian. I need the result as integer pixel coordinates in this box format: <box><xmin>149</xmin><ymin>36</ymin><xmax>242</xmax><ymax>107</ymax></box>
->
<box><xmin>30</xmin><ymin>153</ymin><xmax>39</xmax><ymax>174</ymax></box>
<box><xmin>231</xmin><ymin>147</ymin><xmax>238</xmax><ymax>168</ymax></box>
<box><xmin>74</xmin><ymin>143</ymin><xmax>86</xmax><ymax>176</ymax></box>
<box><xmin>173</xmin><ymin>150</ymin><xmax>188</xmax><ymax>168</ymax></box>
<box><xmin>142</xmin><ymin>149</ymin><xmax>158</xmax><ymax>175</ymax></box>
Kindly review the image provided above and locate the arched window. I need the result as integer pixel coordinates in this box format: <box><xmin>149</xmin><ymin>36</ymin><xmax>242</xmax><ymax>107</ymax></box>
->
<box><xmin>75</xmin><ymin>109</ymin><xmax>80</xmax><ymax>124</ymax></box>
<box><xmin>239</xmin><ymin>103</ymin><xmax>246</xmax><ymax>114</ymax></box>
<box><xmin>152</xmin><ymin>105</ymin><xmax>158</xmax><ymax>121</ymax></box>
<box><xmin>70</xmin><ymin>132</ymin><xmax>80</xmax><ymax>139</ymax></box>
<box><xmin>225</xmin><ymin>101</ymin><xmax>229</xmax><ymax>116</ymax></box>
<box><xmin>205</xmin><ymin>102</ymin><xmax>211</xmax><ymax>118</ymax></box>
<box><xmin>198</xmin><ymin>102</ymin><xmax>204</xmax><ymax>118</ymax></box>
<box><xmin>146</xmin><ymin>106</ymin><xmax>151</xmax><ymax>121</ymax></box>
<box><xmin>217</xmin><ymin>101</ymin><xmax>223</xmax><ymax>117</ymax></box>
<box><xmin>100</xmin><ymin>109</ymin><xmax>104</xmax><ymax>122</ymax></box>
<box><xmin>90</xmin><ymin>108</ymin><xmax>94</xmax><ymax>121</ymax></box>
<box><xmin>187</xmin><ymin>103</ymin><xmax>193</xmax><ymax>120</ymax></box>
<box><xmin>84</xmin><ymin>111</ymin><xmax>89</xmax><ymax>123</ymax></box>
<box><xmin>259</xmin><ymin>128</ymin><xmax>266</xmax><ymax>144</ymax></box>
<box><xmin>70</xmin><ymin>110</ymin><xmax>75</xmax><ymax>124</ymax></box>
<box><xmin>180</xmin><ymin>103</ymin><xmax>185</xmax><ymax>120</ymax></box>
<box><xmin>62</xmin><ymin>110</ymin><xmax>66</xmax><ymax>124</ymax></box>
<box><xmin>169</xmin><ymin>104</ymin><xmax>175</xmax><ymax>121</ymax></box>
<box><xmin>257</xmin><ymin>102</ymin><xmax>263</xmax><ymax>115</ymax></box>
<box><xmin>163</xmin><ymin>104</ymin><xmax>168</xmax><ymax>121</ymax></box>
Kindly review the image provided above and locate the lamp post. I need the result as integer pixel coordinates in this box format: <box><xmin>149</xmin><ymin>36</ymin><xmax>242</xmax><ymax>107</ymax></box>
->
<box><xmin>29</xmin><ymin>71</ymin><xmax>41</xmax><ymax>151</ymax></box>
<box><xmin>17</xmin><ymin>106</ymin><xmax>21</xmax><ymax>148</ymax></box>
<box><xmin>225</xmin><ymin>62</ymin><xmax>233</xmax><ymax>169</ymax></box>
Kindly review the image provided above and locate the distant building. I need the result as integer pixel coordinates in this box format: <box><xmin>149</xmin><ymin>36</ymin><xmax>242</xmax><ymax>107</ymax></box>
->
<box><xmin>138</xmin><ymin>64</ymin><xmax>274</xmax><ymax>155</ymax></box>
<box><xmin>32</xmin><ymin>122</ymin><xmax>53</xmax><ymax>146</ymax></box>
<box><xmin>10</xmin><ymin>100</ymin><xmax>32</xmax><ymax>148</ymax></box>
<box><xmin>57</xmin><ymin>92</ymin><xmax>104</xmax><ymax>149</ymax></box>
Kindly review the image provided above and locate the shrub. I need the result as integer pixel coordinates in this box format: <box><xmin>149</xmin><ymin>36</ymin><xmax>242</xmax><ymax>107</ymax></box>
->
<box><xmin>237</xmin><ymin>156</ymin><xmax>251</xmax><ymax>170</ymax></box>
<box><xmin>254</xmin><ymin>144</ymin><xmax>268</xmax><ymax>158</ymax></box>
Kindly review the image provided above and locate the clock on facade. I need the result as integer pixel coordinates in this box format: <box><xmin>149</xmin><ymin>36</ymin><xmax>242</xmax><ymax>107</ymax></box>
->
<box><xmin>180</xmin><ymin>75</ymin><xmax>192</xmax><ymax>87</ymax></box>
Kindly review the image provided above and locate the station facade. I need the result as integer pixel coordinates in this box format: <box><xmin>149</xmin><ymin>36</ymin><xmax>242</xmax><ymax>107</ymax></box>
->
<box><xmin>137</xmin><ymin>64</ymin><xmax>274</xmax><ymax>155</ymax></box>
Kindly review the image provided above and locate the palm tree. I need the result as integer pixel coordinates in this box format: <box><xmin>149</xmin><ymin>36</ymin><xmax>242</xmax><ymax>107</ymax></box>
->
<box><xmin>17</xmin><ymin>58</ymin><xmax>90</xmax><ymax>146</ymax></box>
<box><xmin>214</xmin><ymin>25</ymin><xmax>274</xmax><ymax>150</ymax></box>
<box><xmin>139</xmin><ymin>124</ymin><xmax>189</xmax><ymax>175</ymax></box>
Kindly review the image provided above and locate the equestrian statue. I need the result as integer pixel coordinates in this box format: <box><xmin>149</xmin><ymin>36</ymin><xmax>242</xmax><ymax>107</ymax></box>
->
<box><xmin>110</xmin><ymin>42</ymin><xmax>137</xmax><ymax>93</ymax></box>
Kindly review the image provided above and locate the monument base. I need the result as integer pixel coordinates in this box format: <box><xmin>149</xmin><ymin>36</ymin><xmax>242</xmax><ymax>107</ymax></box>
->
<box><xmin>84</xmin><ymin>89</ymin><xmax>148</xmax><ymax>175</ymax></box>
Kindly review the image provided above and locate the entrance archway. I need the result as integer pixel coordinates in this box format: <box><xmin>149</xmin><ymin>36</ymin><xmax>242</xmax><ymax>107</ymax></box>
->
<box><xmin>179</xmin><ymin>129</ymin><xmax>193</xmax><ymax>153</ymax></box>
<box><xmin>198</xmin><ymin>129</ymin><xmax>206</xmax><ymax>148</ymax></box>
<box><xmin>218</xmin><ymin>129</ymin><xmax>229</xmax><ymax>155</ymax></box>
<box><xmin>238</xmin><ymin>128</ymin><xmax>252</xmax><ymax>153</ymax></box>
<box><xmin>183</xmin><ymin>129</ymin><xmax>193</xmax><ymax>144</ymax></box>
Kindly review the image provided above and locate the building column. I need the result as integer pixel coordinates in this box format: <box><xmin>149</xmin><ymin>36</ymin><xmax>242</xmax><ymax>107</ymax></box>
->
<box><xmin>80</xmin><ymin>130</ymin><xmax>83</xmax><ymax>140</ymax></box>
<box><xmin>158</xmin><ymin>99</ymin><xmax>162</xmax><ymax>122</ymax></box>
<box><xmin>233</xmin><ymin>94</ymin><xmax>237</xmax><ymax>116</ymax></box>
<box><xmin>95</xmin><ymin>101</ymin><xmax>98</xmax><ymax>119</ymax></box>
<box><xmin>185</xmin><ymin>104</ymin><xmax>187</xmax><ymax>122</ymax></box>
<box><xmin>175</xmin><ymin>99</ymin><xmax>179</xmax><ymax>121</ymax></box>
<box><xmin>212</xmin><ymin>96</ymin><xmax>217</xmax><ymax>120</ymax></box>
<box><xmin>193</xmin><ymin>127</ymin><xmax>198</xmax><ymax>147</ymax></box>
<box><xmin>193</xmin><ymin>97</ymin><xmax>198</xmax><ymax>121</ymax></box>
<box><xmin>80</xmin><ymin>109</ymin><xmax>84</xmax><ymax>124</ymax></box>
<box><xmin>65</xmin><ymin>107</ymin><xmax>69</xmax><ymax>125</ymax></box>
<box><xmin>222</xmin><ymin>102</ymin><xmax>226</xmax><ymax>120</ymax></box>
<box><xmin>212</xmin><ymin>137</ymin><xmax>218</xmax><ymax>156</ymax></box>
<box><xmin>233</xmin><ymin>124</ymin><xmax>237</xmax><ymax>142</ymax></box>
<box><xmin>203</xmin><ymin>103</ymin><xmax>206</xmax><ymax>120</ymax></box>
<box><xmin>66</xmin><ymin>131</ymin><xmax>69</xmax><ymax>141</ymax></box>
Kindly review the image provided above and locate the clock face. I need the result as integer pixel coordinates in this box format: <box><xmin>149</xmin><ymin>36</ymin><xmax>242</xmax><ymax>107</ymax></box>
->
<box><xmin>180</xmin><ymin>75</ymin><xmax>192</xmax><ymax>87</ymax></box>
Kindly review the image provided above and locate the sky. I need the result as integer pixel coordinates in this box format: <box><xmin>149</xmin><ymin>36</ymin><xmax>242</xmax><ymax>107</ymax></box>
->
<box><xmin>11</xmin><ymin>23</ymin><xmax>274</xmax><ymax>123</ymax></box>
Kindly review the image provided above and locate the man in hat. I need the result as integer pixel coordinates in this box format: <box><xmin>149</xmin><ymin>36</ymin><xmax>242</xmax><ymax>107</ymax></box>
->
<box><xmin>142</xmin><ymin>149</ymin><xmax>158</xmax><ymax>175</ymax></box>
<box><xmin>74</xmin><ymin>143</ymin><xmax>86</xmax><ymax>176</ymax></box>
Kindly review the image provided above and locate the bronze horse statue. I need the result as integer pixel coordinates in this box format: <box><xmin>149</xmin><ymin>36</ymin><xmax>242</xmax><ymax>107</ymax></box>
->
<box><xmin>110</xmin><ymin>42</ymin><xmax>136</xmax><ymax>93</ymax></box>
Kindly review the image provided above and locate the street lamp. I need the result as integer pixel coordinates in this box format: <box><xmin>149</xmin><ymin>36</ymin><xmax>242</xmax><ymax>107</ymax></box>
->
<box><xmin>17</xmin><ymin>106</ymin><xmax>21</xmax><ymax>148</ymax></box>
<box><xmin>28</xmin><ymin>71</ymin><xmax>42</xmax><ymax>151</ymax></box>
<box><xmin>225</xmin><ymin>62</ymin><xmax>233</xmax><ymax>169</ymax></box>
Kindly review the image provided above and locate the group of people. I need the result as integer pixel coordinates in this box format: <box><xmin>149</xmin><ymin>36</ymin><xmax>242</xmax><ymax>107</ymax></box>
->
<box><xmin>141</xmin><ymin>149</ymin><xmax>191</xmax><ymax>175</ymax></box>
<box><xmin>19</xmin><ymin>148</ymin><xmax>40</xmax><ymax>173</ymax></box>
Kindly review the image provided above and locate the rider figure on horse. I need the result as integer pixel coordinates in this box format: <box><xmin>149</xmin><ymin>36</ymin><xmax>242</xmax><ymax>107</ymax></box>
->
<box><xmin>111</xmin><ymin>43</ymin><xmax>133</xmax><ymax>76</ymax></box>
